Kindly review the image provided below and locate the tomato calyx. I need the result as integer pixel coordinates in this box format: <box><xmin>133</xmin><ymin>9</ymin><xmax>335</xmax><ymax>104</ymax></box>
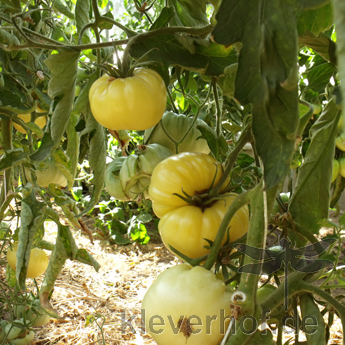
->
<box><xmin>172</xmin><ymin>188</ymin><xmax>229</xmax><ymax>211</ymax></box>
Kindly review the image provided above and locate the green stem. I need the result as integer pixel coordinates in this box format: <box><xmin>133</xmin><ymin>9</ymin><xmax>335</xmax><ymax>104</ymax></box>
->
<box><xmin>203</xmin><ymin>188</ymin><xmax>252</xmax><ymax>270</ymax></box>
<box><xmin>235</xmin><ymin>181</ymin><xmax>266</xmax><ymax>317</ymax></box>
<box><xmin>209</xmin><ymin>124</ymin><xmax>253</xmax><ymax>197</ymax></box>
<box><xmin>212</xmin><ymin>77</ymin><xmax>222</xmax><ymax>137</ymax></box>
<box><xmin>1</xmin><ymin>118</ymin><xmax>13</xmax><ymax>203</ymax></box>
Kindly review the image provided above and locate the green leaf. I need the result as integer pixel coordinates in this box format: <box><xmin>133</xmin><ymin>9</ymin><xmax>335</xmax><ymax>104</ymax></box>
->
<box><xmin>0</xmin><ymin>88</ymin><xmax>32</xmax><ymax>112</ymax></box>
<box><xmin>130</xmin><ymin>36</ymin><xmax>237</xmax><ymax>76</ymax></box>
<box><xmin>75</xmin><ymin>249</ymin><xmax>100</xmax><ymax>271</ymax></box>
<box><xmin>16</xmin><ymin>187</ymin><xmax>47</xmax><ymax>289</ymax></box>
<box><xmin>212</xmin><ymin>0</ymin><xmax>300</xmax><ymax>189</ymax></box>
<box><xmin>5</xmin><ymin>264</ymin><xmax>16</xmax><ymax>287</ymax></box>
<box><xmin>289</xmin><ymin>99</ymin><xmax>341</xmax><ymax>246</ymax></box>
<box><xmin>53</xmin><ymin>0</ymin><xmax>75</xmax><ymax>20</ymax></box>
<box><xmin>196</xmin><ymin>123</ymin><xmax>218</xmax><ymax>156</ymax></box>
<box><xmin>44</xmin><ymin>49</ymin><xmax>80</xmax><ymax>145</ymax></box>
<box><xmin>167</xmin><ymin>0</ymin><xmax>209</xmax><ymax>27</ymax></box>
<box><xmin>73</xmin><ymin>72</ymin><xmax>98</xmax><ymax>115</ymax></box>
<box><xmin>0</xmin><ymin>28</ymin><xmax>20</xmax><ymax>47</ymax></box>
<box><xmin>307</xmin><ymin>63</ymin><xmax>335</xmax><ymax>92</ymax></box>
<box><xmin>75</xmin><ymin>0</ymin><xmax>90</xmax><ymax>33</ymax></box>
<box><xmin>150</xmin><ymin>7</ymin><xmax>175</xmax><ymax>30</ymax></box>
<box><xmin>52</xmin><ymin>150</ymin><xmax>74</xmax><ymax>190</ymax></box>
<box><xmin>78</xmin><ymin>110</ymin><xmax>106</xmax><ymax>216</ymax></box>
<box><xmin>0</xmin><ymin>149</ymin><xmax>28</xmax><ymax>171</ymax></box>
<box><xmin>333</xmin><ymin>0</ymin><xmax>345</xmax><ymax>114</ymax></box>
<box><xmin>298</xmin><ymin>0</ymin><xmax>331</xmax><ymax>10</ymax></box>
<box><xmin>297</xmin><ymin>2</ymin><xmax>333</xmax><ymax>36</ymax></box>
<box><xmin>66</xmin><ymin>114</ymin><xmax>80</xmax><ymax>182</ymax></box>
<box><xmin>99</xmin><ymin>11</ymin><xmax>114</xmax><ymax>30</ymax></box>
<box><xmin>30</xmin><ymin>132</ymin><xmax>55</xmax><ymax>161</ymax></box>
<box><xmin>299</xmin><ymin>32</ymin><xmax>337</xmax><ymax>64</ymax></box>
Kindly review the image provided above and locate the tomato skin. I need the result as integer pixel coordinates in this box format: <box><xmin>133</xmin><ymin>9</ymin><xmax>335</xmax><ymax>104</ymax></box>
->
<box><xmin>105</xmin><ymin>157</ymin><xmax>128</xmax><ymax>201</ymax></box>
<box><xmin>338</xmin><ymin>158</ymin><xmax>345</xmax><ymax>178</ymax></box>
<box><xmin>257</xmin><ymin>284</ymin><xmax>277</xmax><ymax>305</ymax></box>
<box><xmin>159</xmin><ymin>194</ymin><xmax>249</xmax><ymax>258</ymax></box>
<box><xmin>7</xmin><ymin>242</ymin><xmax>49</xmax><ymax>279</ymax></box>
<box><xmin>141</xmin><ymin>264</ymin><xmax>232</xmax><ymax>345</ymax></box>
<box><xmin>89</xmin><ymin>69</ymin><xmax>167</xmax><ymax>130</ymax></box>
<box><xmin>149</xmin><ymin>152</ymin><xmax>249</xmax><ymax>259</ymax></box>
<box><xmin>144</xmin><ymin>112</ymin><xmax>210</xmax><ymax>154</ymax></box>
<box><xmin>336</xmin><ymin>133</ymin><xmax>345</xmax><ymax>151</ymax></box>
<box><xmin>149</xmin><ymin>152</ymin><xmax>226</xmax><ymax>217</ymax></box>
<box><xmin>25</xmin><ymin>158</ymin><xmax>68</xmax><ymax>188</ymax></box>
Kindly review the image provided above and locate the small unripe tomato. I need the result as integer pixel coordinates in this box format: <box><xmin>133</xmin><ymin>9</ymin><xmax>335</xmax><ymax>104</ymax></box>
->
<box><xmin>13</xmin><ymin>107</ymin><xmax>47</xmax><ymax>134</ymax></box>
<box><xmin>89</xmin><ymin>69</ymin><xmax>167</xmax><ymax>130</ymax></box>
<box><xmin>7</xmin><ymin>242</ymin><xmax>49</xmax><ymax>279</ymax></box>
<box><xmin>338</xmin><ymin>158</ymin><xmax>345</xmax><ymax>178</ymax></box>
<box><xmin>332</xmin><ymin>159</ymin><xmax>340</xmax><ymax>182</ymax></box>
<box><xmin>336</xmin><ymin>133</ymin><xmax>345</xmax><ymax>151</ymax></box>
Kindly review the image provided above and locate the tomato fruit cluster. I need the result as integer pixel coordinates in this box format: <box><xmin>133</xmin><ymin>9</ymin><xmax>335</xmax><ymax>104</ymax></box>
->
<box><xmin>105</xmin><ymin>144</ymin><xmax>172</xmax><ymax>201</ymax></box>
<box><xmin>149</xmin><ymin>152</ymin><xmax>249</xmax><ymax>259</ymax></box>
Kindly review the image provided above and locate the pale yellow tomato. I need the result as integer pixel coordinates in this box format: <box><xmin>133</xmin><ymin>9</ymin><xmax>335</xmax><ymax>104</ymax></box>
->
<box><xmin>89</xmin><ymin>69</ymin><xmax>167</xmax><ymax>130</ymax></box>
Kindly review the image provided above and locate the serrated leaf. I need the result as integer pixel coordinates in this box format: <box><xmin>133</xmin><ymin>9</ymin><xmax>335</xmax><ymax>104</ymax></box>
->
<box><xmin>196</xmin><ymin>123</ymin><xmax>218</xmax><ymax>156</ymax></box>
<box><xmin>289</xmin><ymin>100</ymin><xmax>341</xmax><ymax>246</ymax></box>
<box><xmin>0</xmin><ymin>149</ymin><xmax>28</xmax><ymax>171</ymax></box>
<box><xmin>52</xmin><ymin>150</ymin><xmax>74</xmax><ymax>190</ymax></box>
<box><xmin>307</xmin><ymin>63</ymin><xmax>335</xmax><ymax>92</ymax></box>
<box><xmin>53</xmin><ymin>0</ymin><xmax>74</xmax><ymax>20</ymax></box>
<box><xmin>75</xmin><ymin>249</ymin><xmax>100</xmax><ymax>271</ymax></box>
<box><xmin>78</xmin><ymin>108</ymin><xmax>106</xmax><ymax>216</ymax></box>
<box><xmin>66</xmin><ymin>114</ymin><xmax>80</xmax><ymax>182</ymax></box>
<box><xmin>0</xmin><ymin>87</ymin><xmax>32</xmax><ymax>112</ymax></box>
<box><xmin>168</xmin><ymin>0</ymin><xmax>209</xmax><ymax>27</ymax></box>
<box><xmin>30</xmin><ymin>132</ymin><xmax>55</xmax><ymax>161</ymax></box>
<box><xmin>212</xmin><ymin>0</ymin><xmax>299</xmax><ymax>189</ymax></box>
<box><xmin>150</xmin><ymin>6</ymin><xmax>175</xmax><ymax>30</ymax></box>
<box><xmin>0</xmin><ymin>28</ymin><xmax>20</xmax><ymax>47</ymax></box>
<box><xmin>130</xmin><ymin>35</ymin><xmax>237</xmax><ymax>76</ymax></box>
<box><xmin>333</xmin><ymin>0</ymin><xmax>345</xmax><ymax>114</ymax></box>
<box><xmin>299</xmin><ymin>31</ymin><xmax>337</xmax><ymax>64</ymax></box>
<box><xmin>73</xmin><ymin>72</ymin><xmax>98</xmax><ymax>115</ymax></box>
<box><xmin>297</xmin><ymin>2</ymin><xmax>333</xmax><ymax>36</ymax></box>
<box><xmin>75</xmin><ymin>0</ymin><xmax>90</xmax><ymax>33</ymax></box>
<box><xmin>44</xmin><ymin>49</ymin><xmax>80</xmax><ymax>145</ymax></box>
<box><xmin>16</xmin><ymin>187</ymin><xmax>47</xmax><ymax>288</ymax></box>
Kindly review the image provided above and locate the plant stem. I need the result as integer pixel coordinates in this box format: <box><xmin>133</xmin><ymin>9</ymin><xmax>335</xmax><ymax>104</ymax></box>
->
<box><xmin>212</xmin><ymin>77</ymin><xmax>222</xmax><ymax>137</ymax></box>
<box><xmin>203</xmin><ymin>188</ymin><xmax>252</xmax><ymax>270</ymax></box>
<box><xmin>1</xmin><ymin>118</ymin><xmax>13</xmax><ymax>202</ymax></box>
<box><xmin>209</xmin><ymin>123</ymin><xmax>253</xmax><ymax>197</ymax></box>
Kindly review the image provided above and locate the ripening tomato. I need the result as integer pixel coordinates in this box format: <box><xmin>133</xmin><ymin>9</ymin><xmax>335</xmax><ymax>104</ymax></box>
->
<box><xmin>25</xmin><ymin>157</ymin><xmax>68</xmax><ymax>188</ymax></box>
<box><xmin>89</xmin><ymin>69</ymin><xmax>167</xmax><ymax>130</ymax></box>
<box><xmin>141</xmin><ymin>264</ymin><xmax>232</xmax><ymax>345</ymax></box>
<box><xmin>144</xmin><ymin>112</ymin><xmax>210</xmax><ymax>154</ymax></box>
<box><xmin>332</xmin><ymin>159</ymin><xmax>340</xmax><ymax>182</ymax></box>
<box><xmin>336</xmin><ymin>133</ymin><xmax>345</xmax><ymax>151</ymax></box>
<box><xmin>14</xmin><ymin>107</ymin><xmax>47</xmax><ymax>134</ymax></box>
<box><xmin>7</xmin><ymin>242</ymin><xmax>49</xmax><ymax>279</ymax></box>
<box><xmin>149</xmin><ymin>152</ymin><xmax>249</xmax><ymax>259</ymax></box>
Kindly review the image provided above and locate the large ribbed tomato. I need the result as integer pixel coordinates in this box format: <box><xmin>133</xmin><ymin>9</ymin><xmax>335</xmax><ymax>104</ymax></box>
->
<box><xmin>89</xmin><ymin>69</ymin><xmax>167</xmax><ymax>130</ymax></box>
<box><xmin>144</xmin><ymin>112</ymin><xmax>210</xmax><ymax>154</ymax></box>
<box><xmin>149</xmin><ymin>152</ymin><xmax>249</xmax><ymax>259</ymax></box>
<box><xmin>141</xmin><ymin>264</ymin><xmax>232</xmax><ymax>345</ymax></box>
<box><xmin>25</xmin><ymin>157</ymin><xmax>68</xmax><ymax>188</ymax></box>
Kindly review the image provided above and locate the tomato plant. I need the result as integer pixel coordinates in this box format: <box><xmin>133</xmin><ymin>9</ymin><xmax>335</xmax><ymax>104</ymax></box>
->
<box><xmin>7</xmin><ymin>242</ymin><xmax>49</xmax><ymax>279</ymax></box>
<box><xmin>13</xmin><ymin>107</ymin><xmax>47</xmax><ymax>134</ymax></box>
<box><xmin>89</xmin><ymin>69</ymin><xmax>167</xmax><ymax>130</ymax></box>
<box><xmin>142</xmin><ymin>264</ymin><xmax>232</xmax><ymax>345</ymax></box>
